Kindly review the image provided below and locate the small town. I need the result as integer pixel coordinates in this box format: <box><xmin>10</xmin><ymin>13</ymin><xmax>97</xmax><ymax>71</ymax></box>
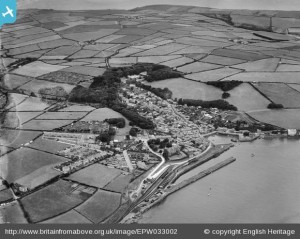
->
<box><xmin>1</xmin><ymin>1</ymin><xmax>300</xmax><ymax>226</ymax></box>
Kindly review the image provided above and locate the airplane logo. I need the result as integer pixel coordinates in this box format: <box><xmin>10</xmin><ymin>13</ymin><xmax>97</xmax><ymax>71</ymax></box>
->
<box><xmin>0</xmin><ymin>0</ymin><xmax>17</xmax><ymax>28</ymax></box>
<box><xmin>2</xmin><ymin>6</ymin><xmax>14</xmax><ymax>18</ymax></box>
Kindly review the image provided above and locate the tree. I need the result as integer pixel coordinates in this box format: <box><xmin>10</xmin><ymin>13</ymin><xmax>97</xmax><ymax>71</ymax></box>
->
<box><xmin>97</xmin><ymin>132</ymin><xmax>111</xmax><ymax>143</ymax></box>
<box><xmin>163</xmin><ymin>149</ymin><xmax>169</xmax><ymax>161</ymax></box>
<box><xmin>267</xmin><ymin>103</ymin><xmax>283</xmax><ymax>109</ymax></box>
<box><xmin>129</xmin><ymin>127</ymin><xmax>138</xmax><ymax>137</ymax></box>
<box><xmin>222</xmin><ymin>92</ymin><xmax>230</xmax><ymax>99</ymax></box>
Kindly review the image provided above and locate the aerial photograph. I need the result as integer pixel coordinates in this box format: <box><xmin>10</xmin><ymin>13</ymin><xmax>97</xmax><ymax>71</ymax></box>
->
<box><xmin>0</xmin><ymin>0</ymin><xmax>300</xmax><ymax>224</ymax></box>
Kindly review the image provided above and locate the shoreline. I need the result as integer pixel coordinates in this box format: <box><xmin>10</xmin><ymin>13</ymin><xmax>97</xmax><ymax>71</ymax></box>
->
<box><xmin>122</xmin><ymin>156</ymin><xmax>236</xmax><ymax>224</ymax></box>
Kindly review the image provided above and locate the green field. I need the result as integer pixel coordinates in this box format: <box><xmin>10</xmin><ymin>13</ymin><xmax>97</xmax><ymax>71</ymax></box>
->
<box><xmin>226</xmin><ymin>83</ymin><xmax>271</xmax><ymax>111</ymax></box>
<box><xmin>0</xmin><ymin>202</ymin><xmax>27</xmax><ymax>223</ymax></box>
<box><xmin>21</xmin><ymin>180</ymin><xmax>91</xmax><ymax>223</ymax></box>
<box><xmin>21</xmin><ymin>119</ymin><xmax>74</xmax><ymax>130</ymax></box>
<box><xmin>29</xmin><ymin>136</ymin><xmax>70</xmax><ymax>154</ymax></box>
<box><xmin>252</xmin><ymin>83</ymin><xmax>300</xmax><ymax>108</ymax></box>
<box><xmin>75</xmin><ymin>189</ymin><xmax>121</xmax><ymax>223</ymax></box>
<box><xmin>145</xmin><ymin>78</ymin><xmax>223</xmax><ymax>101</ymax></box>
<box><xmin>40</xmin><ymin>210</ymin><xmax>92</xmax><ymax>224</ymax></box>
<box><xmin>0</xmin><ymin>189</ymin><xmax>13</xmax><ymax>203</ymax></box>
<box><xmin>0</xmin><ymin>129</ymin><xmax>42</xmax><ymax>149</ymax></box>
<box><xmin>104</xmin><ymin>174</ymin><xmax>132</xmax><ymax>193</ymax></box>
<box><xmin>67</xmin><ymin>164</ymin><xmax>122</xmax><ymax>188</ymax></box>
<box><xmin>247</xmin><ymin>109</ymin><xmax>300</xmax><ymax>129</ymax></box>
<box><xmin>0</xmin><ymin>147</ymin><xmax>67</xmax><ymax>184</ymax></box>
<box><xmin>36</xmin><ymin>111</ymin><xmax>88</xmax><ymax>120</ymax></box>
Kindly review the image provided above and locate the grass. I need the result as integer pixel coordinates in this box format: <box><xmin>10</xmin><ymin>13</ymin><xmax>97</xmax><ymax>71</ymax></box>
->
<box><xmin>21</xmin><ymin>180</ymin><xmax>91</xmax><ymax>223</ymax></box>
<box><xmin>21</xmin><ymin>119</ymin><xmax>74</xmax><ymax>131</ymax></box>
<box><xmin>40</xmin><ymin>210</ymin><xmax>92</xmax><ymax>224</ymax></box>
<box><xmin>145</xmin><ymin>78</ymin><xmax>223</xmax><ymax>101</ymax></box>
<box><xmin>247</xmin><ymin>109</ymin><xmax>300</xmax><ymax>129</ymax></box>
<box><xmin>0</xmin><ymin>147</ymin><xmax>67</xmax><ymax>183</ymax></box>
<box><xmin>252</xmin><ymin>83</ymin><xmax>300</xmax><ymax>108</ymax></box>
<box><xmin>75</xmin><ymin>189</ymin><xmax>121</xmax><ymax>223</ymax></box>
<box><xmin>0</xmin><ymin>201</ymin><xmax>27</xmax><ymax>223</ymax></box>
<box><xmin>29</xmin><ymin>136</ymin><xmax>70</xmax><ymax>154</ymax></box>
<box><xmin>226</xmin><ymin>83</ymin><xmax>271</xmax><ymax>112</ymax></box>
<box><xmin>67</xmin><ymin>164</ymin><xmax>122</xmax><ymax>188</ymax></box>
<box><xmin>0</xmin><ymin>129</ymin><xmax>42</xmax><ymax>149</ymax></box>
<box><xmin>0</xmin><ymin>189</ymin><xmax>13</xmax><ymax>203</ymax></box>
<box><xmin>104</xmin><ymin>174</ymin><xmax>132</xmax><ymax>193</ymax></box>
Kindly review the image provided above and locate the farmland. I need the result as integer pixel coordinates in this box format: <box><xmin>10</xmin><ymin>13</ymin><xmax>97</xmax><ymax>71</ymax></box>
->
<box><xmin>20</xmin><ymin>180</ymin><xmax>93</xmax><ymax>223</ymax></box>
<box><xmin>75</xmin><ymin>190</ymin><xmax>121</xmax><ymax>223</ymax></box>
<box><xmin>67</xmin><ymin>164</ymin><xmax>122</xmax><ymax>188</ymax></box>
<box><xmin>145</xmin><ymin>78</ymin><xmax>223</xmax><ymax>101</ymax></box>
<box><xmin>0</xmin><ymin>202</ymin><xmax>27</xmax><ymax>223</ymax></box>
<box><xmin>28</xmin><ymin>136</ymin><xmax>70</xmax><ymax>154</ymax></box>
<box><xmin>40</xmin><ymin>210</ymin><xmax>92</xmax><ymax>224</ymax></box>
<box><xmin>252</xmin><ymin>83</ymin><xmax>300</xmax><ymax>108</ymax></box>
<box><xmin>1</xmin><ymin>3</ymin><xmax>300</xmax><ymax>224</ymax></box>
<box><xmin>0</xmin><ymin>147</ymin><xmax>67</xmax><ymax>184</ymax></box>
<box><xmin>247</xmin><ymin>109</ymin><xmax>300</xmax><ymax>129</ymax></box>
<box><xmin>226</xmin><ymin>83</ymin><xmax>271</xmax><ymax>112</ymax></box>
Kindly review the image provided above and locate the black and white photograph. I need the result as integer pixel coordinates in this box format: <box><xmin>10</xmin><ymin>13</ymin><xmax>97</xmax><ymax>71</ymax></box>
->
<box><xmin>0</xmin><ymin>0</ymin><xmax>300</xmax><ymax>228</ymax></box>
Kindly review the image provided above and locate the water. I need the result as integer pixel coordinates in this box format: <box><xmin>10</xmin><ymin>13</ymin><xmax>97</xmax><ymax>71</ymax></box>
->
<box><xmin>139</xmin><ymin>136</ymin><xmax>300</xmax><ymax>223</ymax></box>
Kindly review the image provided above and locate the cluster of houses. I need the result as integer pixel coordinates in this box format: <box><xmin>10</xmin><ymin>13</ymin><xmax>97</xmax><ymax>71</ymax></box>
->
<box><xmin>121</xmin><ymin>83</ymin><xmax>211</xmax><ymax>157</ymax></box>
<box><xmin>55</xmin><ymin>146</ymin><xmax>112</xmax><ymax>174</ymax></box>
<box><xmin>101</xmin><ymin>152</ymin><xmax>130</xmax><ymax>172</ymax></box>
<box><xmin>43</xmin><ymin>132</ymin><xmax>98</xmax><ymax>145</ymax></box>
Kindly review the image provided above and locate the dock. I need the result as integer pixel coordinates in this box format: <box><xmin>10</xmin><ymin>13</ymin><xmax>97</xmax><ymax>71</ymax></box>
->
<box><xmin>168</xmin><ymin>157</ymin><xmax>236</xmax><ymax>194</ymax></box>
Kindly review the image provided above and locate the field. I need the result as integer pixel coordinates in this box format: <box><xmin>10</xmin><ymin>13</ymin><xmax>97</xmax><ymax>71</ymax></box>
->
<box><xmin>145</xmin><ymin>78</ymin><xmax>223</xmax><ymax>101</ymax></box>
<box><xmin>226</xmin><ymin>83</ymin><xmax>271</xmax><ymax>112</ymax></box>
<box><xmin>137</xmin><ymin>55</ymin><xmax>181</xmax><ymax>64</ymax></box>
<box><xmin>2</xmin><ymin>4</ymin><xmax>300</xmax><ymax>224</ymax></box>
<box><xmin>225</xmin><ymin>72</ymin><xmax>300</xmax><ymax>84</ymax></box>
<box><xmin>29</xmin><ymin>136</ymin><xmax>70</xmax><ymax>154</ymax></box>
<box><xmin>201</xmin><ymin>55</ymin><xmax>246</xmax><ymax>66</ymax></box>
<box><xmin>0</xmin><ymin>147</ymin><xmax>67</xmax><ymax>183</ymax></box>
<box><xmin>61</xmin><ymin>66</ymin><xmax>106</xmax><ymax>77</ymax></box>
<box><xmin>40</xmin><ymin>210</ymin><xmax>92</xmax><ymax>224</ymax></box>
<box><xmin>4</xmin><ymin>93</ymin><xmax>28</xmax><ymax>110</ymax></box>
<box><xmin>185</xmin><ymin>68</ymin><xmax>242</xmax><ymax>82</ymax></box>
<box><xmin>12</xmin><ymin>61</ymin><xmax>68</xmax><ymax>78</ymax></box>
<box><xmin>104</xmin><ymin>174</ymin><xmax>133</xmax><ymax>193</ymax></box>
<box><xmin>67</xmin><ymin>164</ymin><xmax>122</xmax><ymax>188</ymax></box>
<box><xmin>0</xmin><ymin>146</ymin><xmax>13</xmax><ymax>157</ymax></box>
<box><xmin>1</xmin><ymin>74</ymin><xmax>33</xmax><ymax>90</ymax></box>
<box><xmin>0</xmin><ymin>129</ymin><xmax>42</xmax><ymax>149</ymax></box>
<box><xmin>75</xmin><ymin>189</ymin><xmax>121</xmax><ymax>223</ymax></box>
<box><xmin>21</xmin><ymin>180</ymin><xmax>92</xmax><ymax>223</ymax></box>
<box><xmin>232</xmin><ymin>58</ymin><xmax>280</xmax><ymax>72</ymax></box>
<box><xmin>252</xmin><ymin>83</ymin><xmax>300</xmax><ymax>108</ymax></box>
<box><xmin>19</xmin><ymin>79</ymin><xmax>76</xmax><ymax>94</ymax></box>
<box><xmin>0</xmin><ymin>189</ymin><xmax>13</xmax><ymax>203</ymax></box>
<box><xmin>35</xmin><ymin>111</ymin><xmax>88</xmax><ymax>120</ymax></box>
<box><xmin>161</xmin><ymin>57</ymin><xmax>194</xmax><ymax>68</ymax></box>
<box><xmin>6</xmin><ymin>111</ymin><xmax>43</xmax><ymax>125</ymax></box>
<box><xmin>80</xmin><ymin>107</ymin><xmax>130</xmax><ymax>140</ymax></box>
<box><xmin>15</xmin><ymin>165</ymin><xmax>62</xmax><ymax>190</ymax></box>
<box><xmin>0</xmin><ymin>202</ymin><xmax>27</xmax><ymax>223</ymax></box>
<box><xmin>58</xmin><ymin>105</ymin><xmax>96</xmax><ymax>112</ymax></box>
<box><xmin>288</xmin><ymin>84</ymin><xmax>300</xmax><ymax>92</ymax></box>
<box><xmin>11</xmin><ymin>97</ymin><xmax>52</xmax><ymax>112</ymax></box>
<box><xmin>247</xmin><ymin>109</ymin><xmax>300</xmax><ymax>129</ymax></box>
<box><xmin>177</xmin><ymin>61</ymin><xmax>221</xmax><ymax>73</ymax></box>
<box><xmin>21</xmin><ymin>119</ymin><xmax>74</xmax><ymax>131</ymax></box>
